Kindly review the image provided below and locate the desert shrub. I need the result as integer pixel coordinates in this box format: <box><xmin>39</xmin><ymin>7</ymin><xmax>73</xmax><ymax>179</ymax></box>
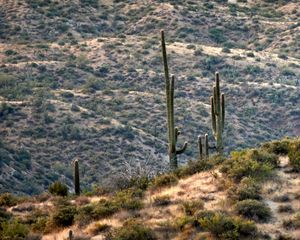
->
<box><xmin>153</xmin><ymin>195</ymin><xmax>171</xmax><ymax>207</ymax></box>
<box><xmin>228</xmin><ymin>177</ymin><xmax>261</xmax><ymax>201</ymax></box>
<box><xmin>112</xmin><ymin>219</ymin><xmax>156</xmax><ymax>240</ymax></box>
<box><xmin>248</xmin><ymin>149</ymin><xmax>279</xmax><ymax>167</ymax></box>
<box><xmin>114</xmin><ymin>189</ymin><xmax>143</xmax><ymax>211</ymax></box>
<box><xmin>220</xmin><ymin>150</ymin><xmax>274</xmax><ymax>182</ymax></box>
<box><xmin>222</xmin><ymin>47</ymin><xmax>231</xmax><ymax>53</ymax></box>
<box><xmin>150</xmin><ymin>173</ymin><xmax>178</xmax><ymax>189</ymax></box>
<box><xmin>0</xmin><ymin>208</ymin><xmax>11</xmax><ymax>222</ymax></box>
<box><xmin>93</xmin><ymin>199</ymin><xmax>120</xmax><ymax>218</ymax></box>
<box><xmin>209</xmin><ymin>28</ymin><xmax>226</xmax><ymax>43</ymax></box>
<box><xmin>49</xmin><ymin>204</ymin><xmax>77</xmax><ymax>228</ymax></box>
<box><xmin>246</xmin><ymin>52</ymin><xmax>255</xmax><ymax>57</ymax></box>
<box><xmin>234</xmin><ymin>199</ymin><xmax>271</xmax><ymax>222</ymax></box>
<box><xmin>89</xmin><ymin>223</ymin><xmax>110</xmax><ymax>235</ymax></box>
<box><xmin>278</xmin><ymin>205</ymin><xmax>294</xmax><ymax>213</ymax></box>
<box><xmin>283</xmin><ymin>212</ymin><xmax>300</xmax><ymax>229</ymax></box>
<box><xmin>261</xmin><ymin>139</ymin><xmax>290</xmax><ymax>155</ymax></box>
<box><xmin>181</xmin><ymin>200</ymin><xmax>204</xmax><ymax>216</ymax></box>
<box><xmin>175</xmin><ymin>158</ymin><xmax>213</xmax><ymax>178</ymax></box>
<box><xmin>288</xmin><ymin>140</ymin><xmax>300</xmax><ymax>171</ymax></box>
<box><xmin>48</xmin><ymin>181</ymin><xmax>68</xmax><ymax>196</ymax></box>
<box><xmin>0</xmin><ymin>220</ymin><xmax>29</xmax><ymax>239</ymax></box>
<box><xmin>0</xmin><ymin>193</ymin><xmax>18</xmax><ymax>207</ymax></box>
<box><xmin>196</xmin><ymin>210</ymin><xmax>257</xmax><ymax>239</ymax></box>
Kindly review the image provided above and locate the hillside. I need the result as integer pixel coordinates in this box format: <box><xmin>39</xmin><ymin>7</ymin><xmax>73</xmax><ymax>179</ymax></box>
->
<box><xmin>0</xmin><ymin>138</ymin><xmax>299</xmax><ymax>239</ymax></box>
<box><xmin>0</xmin><ymin>0</ymin><xmax>299</xmax><ymax>195</ymax></box>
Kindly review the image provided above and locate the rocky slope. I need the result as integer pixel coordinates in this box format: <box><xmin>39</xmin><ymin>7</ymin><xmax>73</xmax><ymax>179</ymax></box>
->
<box><xmin>0</xmin><ymin>0</ymin><xmax>299</xmax><ymax>194</ymax></box>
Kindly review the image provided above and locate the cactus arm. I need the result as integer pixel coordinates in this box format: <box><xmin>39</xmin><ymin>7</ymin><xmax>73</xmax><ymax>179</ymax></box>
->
<box><xmin>198</xmin><ymin>135</ymin><xmax>203</xmax><ymax>160</ymax></box>
<box><xmin>210</xmin><ymin>97</ymin><xmax>216</xmax><ymax>134</ymax></box>
<box><xmin>221</xmin><ymin>93</ymin><xmax>225</xmax><ymax>133</ymax></box>
<box><xmin>176</xmin><ymin>141</ymin><xmax>188</xmax><ymax>155</ymax></box>
<box><xmin>170</xmin><ymin>76</ymin><xmax>175</xmax><ymax>149</ymax></box>
<box><xmin>205</xmin><ymin>134</ymin><xmax>209</xmax><ymax>158</ymax></box>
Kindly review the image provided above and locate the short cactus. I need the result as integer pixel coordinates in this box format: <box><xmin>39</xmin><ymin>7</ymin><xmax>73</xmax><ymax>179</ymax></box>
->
<box><xmin>198</xmin><ymin>134</ymin><xmax>209</xmax><ymax>160</ymax></box>
<box><xmin>161</xmin><ymin>30</ymin><xmax>188</xmax><ymax>169</ymax></box>
<box><xmin>73</xmin><ymin>159</ymin><xmax>80</xmax><ymax>195</ymax></box>
<box><xmin>210</xmin><ymin>72</ymin><xmax>225</xmax><ymax>155</ymax></box>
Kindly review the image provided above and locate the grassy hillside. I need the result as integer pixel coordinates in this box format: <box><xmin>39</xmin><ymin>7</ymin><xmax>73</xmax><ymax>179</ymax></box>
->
<box><xmin>0</xmin><ymin>0</ymin><xmax>299</xmax><ymax>194</ymax></box>
<box><xmin>0</xmin><ymin>138</ymin><xmax>299</xmax><ymax>239</ymax></box>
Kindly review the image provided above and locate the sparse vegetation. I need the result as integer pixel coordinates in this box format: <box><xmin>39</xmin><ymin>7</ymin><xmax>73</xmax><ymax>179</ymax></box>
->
<box><xmin>234</xmin><ymin>199</ymin><xmax>272</xmax><ymax>222</ymax></box>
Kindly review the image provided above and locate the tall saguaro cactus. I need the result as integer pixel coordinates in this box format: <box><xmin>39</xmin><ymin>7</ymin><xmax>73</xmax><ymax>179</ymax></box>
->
<box><xmin>161</xmin><ymin>30</ymin><xmax>188</xmax><ymax>169</ymax></box>
<box><xmin>210</xmin><ymin>72</ymin><xmax>225</xmax><ymax>155</ymax></box>
<box><xmin>198</xmin><ymin>134</ymin><xmax>209</xmax><ymax>160</ymax></box>
<box><xmin>73</xmin><ymin>159</ymin><xmax>80</xmax><ymax>195</ymax></box>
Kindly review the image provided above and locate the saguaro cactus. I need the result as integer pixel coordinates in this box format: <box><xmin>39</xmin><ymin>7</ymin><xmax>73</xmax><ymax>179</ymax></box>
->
<box><xmin>73</xmin><ymin>159</ymin><xmax>80</xmax><ymax>195</ymax></box>
<box><xmin>210</xmin><ymin>72</ymin><xmax>225</xmax><ymax>155</ymax></box>
<box><xmin>161</xmin><ymin>30</ymin><xmax>188</xmax><ymax>169</ymax></box>
<box><xmin>198</xmin><ymin>134</ymin><xmax>209</xmax><ymax>160</ymax></box>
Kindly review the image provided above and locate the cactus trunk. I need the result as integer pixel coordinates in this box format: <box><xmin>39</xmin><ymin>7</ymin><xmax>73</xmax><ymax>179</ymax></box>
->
<box><xmin>210</xmin><ymin>72</ymin><xmax>225</xmax><ymax>155</ymax></box>
<box><xmin>198</xmin><ymin>134</ymin><xmax>209</xmax><ymax>160</ymax></box>
<box><xmin>74</xmin><ymin>160</ymin><xmax>80</xmax><ymax>195</ymax></box>
<box><xmin>161</xmin><ymin>30</ymin><xmax>188</xmax><ymax>169</ymax></box>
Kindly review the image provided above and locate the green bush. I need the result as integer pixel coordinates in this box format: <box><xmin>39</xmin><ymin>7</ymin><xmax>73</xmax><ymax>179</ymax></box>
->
<box><xmin>0</xmin><ymin>193</ymin><xmax>18</xmax><ymax>207</ymax></box>
<box><xmin>112</xmin><ymin>219</ymin><xmax>156</xmax><ymax>240</ymax></box>
<box><xmin>93</xmin><ymin>199</ymin><xmax>120</xmax><ymax>218</ymax></box>
<box><xmin>288</xmin><ymin>140</ymin><xmax>300</xmax><ymax>171</ymax></box>
<box><xmin>197</xmin><ymin>210</ymin><xmax>257</xmax><ymax>239</ymax></box>
<box><xmin>153</xmin><ymin>195</ymin><xmax>171</xmax><ymax>207</ymax></box>
<box><xmin>0</xmin><ymin>221</ymin><xmax>29</xmax><ymax>239</ymax></box>
<box><xmin>228</xmin><ymin>177</ymin><xmax>261</xmax><ymax>201</ymax></box>
<box><xmin>209</xmin><ymin>28</ymin><xmax>226</xmax><ymax>43</ymax></box>
<box><xmin>50</xmin><ymin>205</ymin><xmax>77</xmax><ymax>228</ymax></box>
<box><xmin>114</xmin><ymin>189</ymin><xmax>144</xmax><ymax>211</ymax></box>
<box><xmin>175</xmin><ymin>158</ymin><xmax>213</xmax><ymax>178</ymax></box>
<box><xmin>283</xmin><ymin>212</ymin><xmax>300</xmax><ymax>230</ymax></box>
<box><xmin>48</xmin><ymin>181</ymin><xmax>68</xmax><ymax>196</ymax></box>
<box><xmin>234</xmin><ymin>200</ymin><xmax>271</xmax><ymax>222</ymax></box>
<box><xmin>181</xmin><ymin>199</ymin><xmax>204</xmax><ymax>216</ymax></box>
<box><xmin>150</xmin><ymin>173</ymin><xmax>178</xmax><ymax>189</ymax></box>
<box><xmin>220</xmin><ymin>149</ymin><xmax>277</xmax><ymax>182</ymax></box>
<box><xmin>261</xmin><ymin>139</ymin><xmax>291</xmax><ymax>155</ymax></box>
<box><xmin>249</xmin><ymin>149</ymin><xmax>279</xmax><ymax>167</ymax></box>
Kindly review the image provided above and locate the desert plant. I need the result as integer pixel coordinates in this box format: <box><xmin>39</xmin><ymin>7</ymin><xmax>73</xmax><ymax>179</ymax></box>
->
<box><xmin>198</xmin><ymin>134</ymin><xmax>209</xmax><ymax>160</ymax></box>
<box><xmin>0</xmin><ymin>220</ymin><xmax>29</xmax><ymax>239</ymax></box>
<box><xmin>228</xmin><ymin>177</ymin><xmax>262</xmax><ymax>201</ymax></box>
<box><xmin>153</xmin><ymin>195</ymin><xmax>171</xmax><ymax>206</ymax></box>
<box><xmin>49</xmin><ymin>204</ymin><xmax>77</xmax><ymax>228</ymax></box>
<box><xmin>0</xmin><ymin>193</ymin><xmax>18</xmax><ymax>207</ymax></box>
<box><xmin>48</xmin><ymin>181</ymin><xmax>68</xmax><ymax>196</ymax></box>
<box><xmin>288</xmin><ymin>140</ymin><xmax>300</xmax><ymax>171</ymax></box>
<box><xmin>161</xmin><ymin>30</ymin><xmax>188</xmax><ymax>169</ymax></box>
<box><xmin>234</xmin><ymin>199</ymin><xmax>271</xmax><ymax>222</ymax></box>
<box><xmin>73</xmin><ymin>160</ymin><xmax>80</xmax><ymax>195</ymax></box>
<box><xmin>220</xmin><ymin>149</ymin><xmax>275</xmax><ymax>182</ymax></box>
<box><xmin>210</xmin><ymin>72</ymin><xmax>225</xmax><ymax>155</ymax></box>
<box><xmin>112</xmin><ymin>219</ymin><xmax>156</xmax><ymax>240</ymax></box>
<box><xmin>197</xmin><ymin>210</ymin><xmax>257</xmax><ymax>239</ymax></box>
<box><xmin>283</xmin><ymin>212</ymin><xmax>300</xmax><ymax>229</ymax></box>
<box><xmin>151</xmin><ymin>173</ymin><xmax>178</xmax><ymax>189</ymax></box>
<box><xmin>182</xmin><ymin>199</ymin><xmax>204</xmax><ymax>216</ymax></box>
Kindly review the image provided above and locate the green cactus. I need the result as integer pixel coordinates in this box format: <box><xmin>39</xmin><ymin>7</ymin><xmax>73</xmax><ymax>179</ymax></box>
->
<box><xmin>161</xmin><ymin>30</ymin><xmax>188</xmax><ymax>169</ymax></box>
<box><xmin>73</xmin><ymin>160</ymin><xmax>80</xmax><ymax>195</ymax></box>
<box><xmin>210</xmin><ymin>72</ymin><xmax>225</xmax><ymax>155</ymax></box>
<box><xmin>198</xmin><ymin>134</ymin><xmax>209</xmax><ymax>160</ymax></box>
